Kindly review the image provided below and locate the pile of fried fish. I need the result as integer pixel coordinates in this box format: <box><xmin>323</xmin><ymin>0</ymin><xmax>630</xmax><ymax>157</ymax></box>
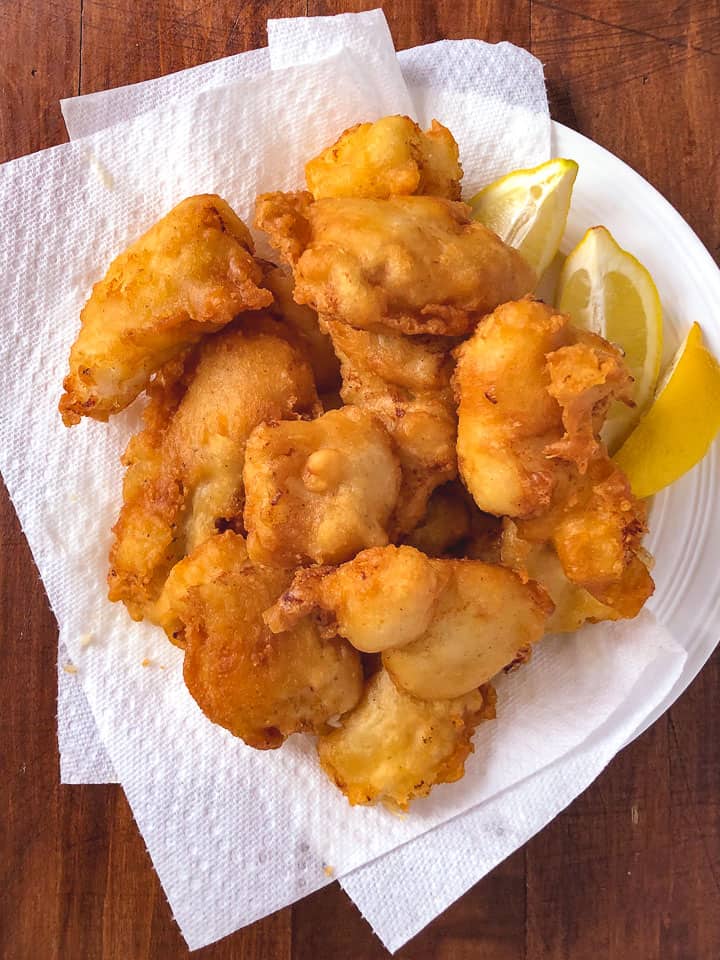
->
<box><xmin>60</xmin><ymin>116</ymin><xmax>653</xmax><ymax>810</ymax></box>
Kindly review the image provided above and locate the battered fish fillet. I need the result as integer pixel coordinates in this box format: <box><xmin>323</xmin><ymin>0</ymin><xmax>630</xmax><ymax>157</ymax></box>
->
<box><xmin>261</xmin><ymin>263</ymin><xmax>341</xmax><ymax>393</ymax></box>
<box><xmin>505</xmin><ymin>457</ymin><xmax>654</xmax><ymax>619</ymax></box>
<box><xmin>265</xmin><ymin>544</ymin><xmax>553</xmax><ymax>700</ymax></box>
<box><xmin>60</xmin><ymin>195</ymin><xmax>272</xmax><ymax>426</ymax></box>
<box><xmin>323</xmin><ymin>320</ymin><xmax>458</xmax><ymax>534</ymax></box>
<box><xmin>108</xmin><ymin>319</ymin><xmax>319</xmax><ymax>621</ymax></box>
<box><xmin>317</xmin><ymin>668</ymin><xmax>496</xmax><ymax>810</ymax></box>
<box><xmin>500</xmin><ymin>531</ymin><xmax>618</xmax><ymax>634</ymax></box>
<box><xmin>243</xmin><ymin>405</ymin><xmax>401</xmax><ymax>566</ymax></box>
<box><xmin>305</xmin><ymin>115</ymin><xmax>462</xmax><ymax>200</ymax></box>
<box><xmin>254</xmin><ymin>192</ymin><xmax>536</xmax><ymax>336</ymax></box>
<box><xmin>453</xmin><ymin>298</ymin><xmax>634</xmax><ymax>518</ymax></box>
<box><xmin>163</xmin><ymin>531</ymin><xmax>363</xmax><ymax>749</ymax></box>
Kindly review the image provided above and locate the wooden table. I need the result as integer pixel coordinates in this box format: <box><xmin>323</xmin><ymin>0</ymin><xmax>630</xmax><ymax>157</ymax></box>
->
<box><xmin>2</xmin><ymin>2</ymin><xmax>719</xmax><ymax>957</ymax></box>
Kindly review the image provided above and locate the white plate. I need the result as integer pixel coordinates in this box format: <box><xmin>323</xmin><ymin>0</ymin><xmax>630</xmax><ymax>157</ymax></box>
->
<box><xmin>553</xmin><ymin>120</ymin><xmax>720</xmax><ymax>740</ymax></box>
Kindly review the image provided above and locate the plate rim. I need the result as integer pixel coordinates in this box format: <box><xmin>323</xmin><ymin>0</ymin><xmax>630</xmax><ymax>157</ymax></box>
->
<box><xmin>552</xmin><ymin>118</ymin><xmax>720</xmax><ymax>744</ymax></box>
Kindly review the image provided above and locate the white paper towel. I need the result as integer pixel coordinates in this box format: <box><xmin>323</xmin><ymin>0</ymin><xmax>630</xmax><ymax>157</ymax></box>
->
<box><xmin>57</xmin><ymin>14</ymin><xmax>552</xmax><ymax>792</ymax></box>
<box><xmin>60</xmin><ymin>46</ymin><xmax>271</xmax><ymax>139</ymax></box>
<box><xmin>1</xmin><ymin>10</ymin><xmax>684</xmax><ymax>953</ymax></box>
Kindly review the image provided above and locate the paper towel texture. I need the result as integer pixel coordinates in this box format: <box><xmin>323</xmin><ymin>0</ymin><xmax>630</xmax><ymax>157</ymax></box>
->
<box><xmin>268</xmin><ymin>10</ymin><xmax>413</xmax><ymax>117</ymax></box>
<box><xmin>3</xmin><ymin>11</ymin><xmax>679</xmax><ymax>954</ymax></box>
<box><xmin>61</xmin><ymin>46</ymin><xmax>271</xmax><ymax>139</ymax></box>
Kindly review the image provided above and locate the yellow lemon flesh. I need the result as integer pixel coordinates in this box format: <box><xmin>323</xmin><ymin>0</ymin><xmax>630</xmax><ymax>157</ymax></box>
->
<box><xmin>469</xmin><ymin>157</ymin><xmax>578</xmax><ymax>278</ymax></box>
<box><xmin>557</xmin><ymin>225</ymin><xmax>663</xmax><ymax>452</ymax></box>
<box><xmin>614</xmin><ymin>323</ymin><xmax>720</xmax><ymax>498</ymax></box>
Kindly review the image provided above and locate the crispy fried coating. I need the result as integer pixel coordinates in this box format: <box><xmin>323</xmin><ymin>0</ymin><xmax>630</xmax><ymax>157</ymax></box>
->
<box><xmin>108</xmin><ymin>319</ymin><xmax>319</xmax><ymax>621</ymax></box>
<box><xmin>153</xmin><ymin>527</ymin><xmax>236</xmax><ymax>646</ymax></box>
<box><xmin>454</xmin><ymin>299</ymin><xmax>633</xmax><ymax>518</ymax></box>
<box><xmin>243</xmin><ymin>405</ymin><xmax>401</xmax><ymax>566</ymax></box>
<box><xmin>453</xmin><ymin>297</ymin><xmax>651</xmax><ymax>618</ymax></box>
<box><xmin>169</xmin><ymin>532</ymin><xmax>363</xmax><ymax>749</ymax></box>
<box><xmin>266</xmin><ymin>545</ymin><xmax>450</xmax><ymax>653</ymax></box>
<box><xmin>60</xmin><ymin>195</ymin><xmax>272</xmax><ymax>426</ymax></box>
<box><xmin>254</xmin><ymin>192</ymin><xmax>536</xmax><ymax>336</ymax></box>
<box><xmin>265</xmin><ymin>545</ymin><xmax>553</xmax><ymax>699</ymax></box>
<box><xmin>317</xmin><ymin>669</ymin><xmax>495</xmax><ymax>809</ymax></box>
<box><xmin>305</xmin><ymin>115</ymin><xmax>462</xmax><ymax>200</ymax></box>
<box><xmin>261</xmin><ymin>263</ymin><xmax>341</xmax><ymax>393</ymax></box>
<box><xmin>403</xmin><ymin>483</ymin><xmax>472</xmax><ymax>557</ymax></box>
<box><xmin>324</xmin><ymin>320</ymin><xmax>458</xmax><ymax>534</ymax></box>
<box><xmin>544</xmin><ymin>337</ymin><xmax>635</xmax><ymax>470</ymax></box>
<box><xmin>500</xmin><ymin>531</ymin><xmax>618</xmax><ymax>634</ymax></box>
<box><xmin>509</xmin><ymin>458</ymin><xmax>654</xmax><ymax>618</ymax></box>
<box><xmin>381</xmin><ymin>555</ymin><xmax>552</xmax><ymax>700</ymax></box>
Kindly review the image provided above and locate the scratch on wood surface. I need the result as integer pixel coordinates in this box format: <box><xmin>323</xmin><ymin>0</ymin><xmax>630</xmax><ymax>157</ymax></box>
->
<box><xmin>534</xmin><ymin>0</ymin><xmax>719</xmax><ymax>58</ymax></box>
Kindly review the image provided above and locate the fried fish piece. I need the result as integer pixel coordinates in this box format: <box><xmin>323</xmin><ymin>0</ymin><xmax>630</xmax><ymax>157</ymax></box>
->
<box><xmin>108</xmin><ymin>319</ymin><xmax>319</xmax><ymax>621</ymax></box>
<box><xmin>243</xmin><ymin>405</ymin><xmax>401</xmax><ymax>566</ymax></box>
<box><xmin>305</xmin><ymin>115</ymin><xmax>462</xmax><ymax>200</ymax></box>
<box><xmin>265</xmin><ymin>545</ymin><xmax>553</xmax><ymax>699</ymax></box>
<box><xmin>453</xmin><ymin>298</ymin><xmax>633</xmax><ymax>518</ymax></box>
<box><xmin>317</xmin><ymin>668</ymin><xmax>496</xmax><ymax>809</ymax></box>
<box><xmin>60</xmin><ymin>195</ymin><xmax>272</xmax><ymax>426</ymax></box>
<box><xmin>255</xmin><ymin>192</ymin><xmax>536</xmax><ymax>336</ymax></box>
<box><xmin>165</xmin><ymin>531</ymin><xmax>363</xmax><ymax>749</ymax></box>
<box><xmin>261</xmin><ymin>263</ymin><xmax>341</xmax><ymax>393</ymax></box>
<box><xmin>500</xmin><ymin>530</ymin><xmax>619</xmax><ymax>634</ymax></box>
<box><xmin>324</xmin><ymin>320</ymin><xmax>458</xmax><ymax>534</ymax></box>
<box><xmin>507</xmin><ymin>457</ymin><xmax>654</xmax><ymax>619</ymax></box>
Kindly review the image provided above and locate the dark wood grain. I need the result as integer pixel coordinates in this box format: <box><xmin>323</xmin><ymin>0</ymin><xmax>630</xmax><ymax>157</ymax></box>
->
<box><xmin>532</xmin><ymin>0</ymin><xmax>720</xmax><ymax>257</ymax></box>
<box><xmin>0</xmin><ymin>0</ymin><xmax>79</xmax><ymax>163</ymax></box>
<box><xmin>307</xmin><ymin>0</ymin><xmax>531</xmax><ymax>49</ymax></box>
<box><xmin>79</xmin><ymin>0</ymin><xmax>304</xmax><ymax>95</ymax></box>
<box><xmin>1</xmin><ymin>1</ymin><xmax>718</xmax><ymax>958</ymax></box>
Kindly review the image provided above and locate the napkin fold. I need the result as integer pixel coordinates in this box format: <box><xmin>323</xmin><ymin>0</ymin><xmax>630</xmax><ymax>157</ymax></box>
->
<box><xmin>1</xmin><ymin>9</ymin><xmax>684</xmax><ymax>954</ymax></box>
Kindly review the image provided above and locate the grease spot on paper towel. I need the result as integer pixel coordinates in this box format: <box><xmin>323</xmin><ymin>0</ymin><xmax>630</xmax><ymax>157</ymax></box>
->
<box><xmin>82</xmin><ymin>148</ymin><xmax>115</xmax><ymax>190</ymax></box>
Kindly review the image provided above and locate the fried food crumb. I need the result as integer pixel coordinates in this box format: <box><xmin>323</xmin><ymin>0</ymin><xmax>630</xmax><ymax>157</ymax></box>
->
<box><xmin>323</xmin><ymin>864</ymin><xmax>335</xmax><ymax>877</ymax></box>
<box><xmin>79</xmin><ymin>632</ymin><xmax>94</xmax><ymax>648</ymax></box>
<box><xmin>141</xmin><ymin>657</ymin><xmax>152</xmax><ymax>668</ymax></box>
<box><xmin>63</xmin><ymin>663</ymin><xmax>78</xmax><ymax>674</ymax></box>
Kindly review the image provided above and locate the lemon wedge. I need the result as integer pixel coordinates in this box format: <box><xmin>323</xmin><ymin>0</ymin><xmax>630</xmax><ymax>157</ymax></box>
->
<box><xmin>469</xmin><ymin>158</ymin><xmax>578</xmax><ymax>278</ymax></box>
<box><xmin>557</xmin><ymin>225</ymin><xmax>663</xmax><ymax>452</ymax></box>
<box><xmin>614</xmin><ymin>323</ymin><xmax>720</xmax><ymax>498</ymax></box>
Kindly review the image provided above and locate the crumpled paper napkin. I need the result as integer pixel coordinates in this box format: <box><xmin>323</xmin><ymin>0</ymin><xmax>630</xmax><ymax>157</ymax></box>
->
<box><xmin>1</xmin><ymin>9</ymin><xmax>686</xmax><ymax>953</ymax></box>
